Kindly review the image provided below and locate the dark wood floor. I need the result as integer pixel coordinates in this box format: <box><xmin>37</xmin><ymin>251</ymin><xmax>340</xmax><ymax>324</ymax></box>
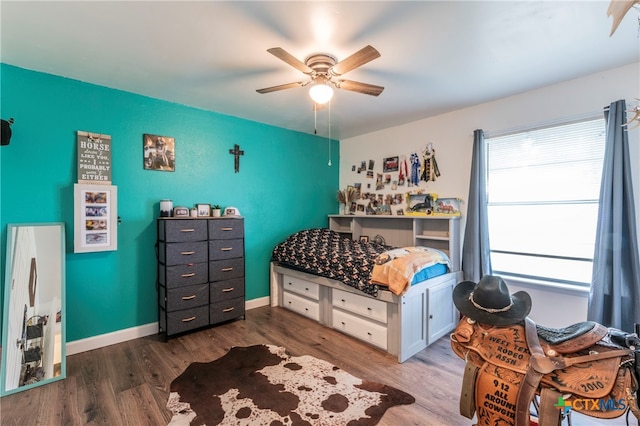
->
<box><xmin>0</xmin><ymin>306</ymin><xmax>632</xmax><ymax>425</ymax></box>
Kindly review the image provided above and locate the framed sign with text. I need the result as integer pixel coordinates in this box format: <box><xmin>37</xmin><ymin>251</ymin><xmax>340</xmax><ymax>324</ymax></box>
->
<box><xmin>77</xmin><ymin>131</ymin><xmax>112</xmax><ymax>184</ymax></box>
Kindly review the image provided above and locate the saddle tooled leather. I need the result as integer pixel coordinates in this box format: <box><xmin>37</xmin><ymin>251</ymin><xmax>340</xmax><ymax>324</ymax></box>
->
<box><xmin>451</xmin><ymin>316</ymin><xmax>636</xmax><ymax>425</ymax></box>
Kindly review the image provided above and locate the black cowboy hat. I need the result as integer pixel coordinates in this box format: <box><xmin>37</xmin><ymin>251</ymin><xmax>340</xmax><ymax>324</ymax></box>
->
<box><xmin>453</xmin><ymin>275</ymin><xmax>531</xmax><ymax>326</ymax></box>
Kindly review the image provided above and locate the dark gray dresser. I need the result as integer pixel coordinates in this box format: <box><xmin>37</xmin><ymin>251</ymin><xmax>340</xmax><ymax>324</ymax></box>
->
<box><xmin>157</xmin><ymin>217</ymin><xmax>245</xmax><ymax>338</ymax></box>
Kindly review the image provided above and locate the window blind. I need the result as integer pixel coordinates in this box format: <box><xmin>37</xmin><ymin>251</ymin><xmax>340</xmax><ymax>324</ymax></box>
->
<box><xmin>486</xmin><ymin>118</ymin><xmax>605</xmax><ymax>285</ymax></box>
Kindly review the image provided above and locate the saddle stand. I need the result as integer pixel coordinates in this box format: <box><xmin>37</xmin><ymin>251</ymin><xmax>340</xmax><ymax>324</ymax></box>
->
<box><xmin>451</xmin><ymin>316</ymin><xmax>640</xmax><ymax>426</ymax></box>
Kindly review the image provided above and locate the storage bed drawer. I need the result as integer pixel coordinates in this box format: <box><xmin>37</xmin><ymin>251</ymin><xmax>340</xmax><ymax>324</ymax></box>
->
<box><xmin>332</xmin><ymin>308</ymin><xmax>387</xmax><ymax>350</ymax></box>
<box><xmin>332</xmin><ymin>288</ymin><xmax>387</xmax><ymax>323</ymax></box>
<box><xmin>283</xmin><ymin>291</ymin><xmax>320</xmax><ymax>321</ymax></box>
<box><xmin>282</xmin><ymin>275</ymin><xmax>320</xmax><ymax>300</ymax></box>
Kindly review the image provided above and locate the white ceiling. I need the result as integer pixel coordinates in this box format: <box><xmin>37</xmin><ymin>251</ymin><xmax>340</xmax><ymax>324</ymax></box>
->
<box><xmin>1</xmin><ymin>1</ymin><xmax>639</xmax><ymax>139</ymax></box>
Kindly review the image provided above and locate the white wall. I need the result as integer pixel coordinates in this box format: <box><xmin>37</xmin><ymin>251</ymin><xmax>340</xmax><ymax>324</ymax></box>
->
<box><xmin>341</xmin><ymin>62</ymin><xmax>640</xmax><ymax>328</ymax></box>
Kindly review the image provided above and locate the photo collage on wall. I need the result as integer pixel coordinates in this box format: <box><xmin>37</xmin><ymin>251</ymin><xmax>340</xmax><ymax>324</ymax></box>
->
<box><xmin>81</xmin><ymin>189</ymin><xmax>111</xmax><ymax>246</ymax></box>
<box><xmin>74</xmin><ymin>184</ymin><xmax>118</xmax><ymax>253</ymax></box>
<box><xmin>347</xmin><ymin>147</ymin><xmax>460</xmax><ymax>217</ymax></box>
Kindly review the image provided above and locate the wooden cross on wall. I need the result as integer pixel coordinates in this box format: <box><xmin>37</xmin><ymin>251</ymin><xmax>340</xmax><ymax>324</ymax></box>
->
<box><xmin>229</xmin><ymin>144</ymin><xmax>244</xmax><ymax>173</ymax></box>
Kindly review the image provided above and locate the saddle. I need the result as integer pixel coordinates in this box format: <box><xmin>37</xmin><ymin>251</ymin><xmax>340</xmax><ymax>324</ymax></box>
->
<box><xmin>451</xmin><ymin>316</ymin><xmax>639</xmax><ymax>426</ymax></box>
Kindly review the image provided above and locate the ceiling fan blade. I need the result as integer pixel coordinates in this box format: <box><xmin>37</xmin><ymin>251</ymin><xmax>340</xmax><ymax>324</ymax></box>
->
<box><xmin>607</xmin><ymin>0</ymin><xmax>639</xmax><ymax>35</ymax></box>
<box><xmin>267</xmin><ymin>47</ymin><xmax>313</xmax><ymax>74</ymax></box>
<box><xmin>334</xmin><ymin>79</ymin><xmax>384</xmax><ymax>96</ymax></box>
<box><xmin>330</xmin><ymin>45</ymin><xmax>381</xmax><ymax>76</ymax></box>
<box><xmin>256</xmin><ymin>81</ymin><xmax>307</xmax><ymax>94</ymax></box>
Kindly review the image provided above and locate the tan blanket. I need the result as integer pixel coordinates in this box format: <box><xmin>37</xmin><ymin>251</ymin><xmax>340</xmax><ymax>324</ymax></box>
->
<box><xmin>371</xmin><ymin>247</ymin><xmax>450</xmax><ymax>295</ymax></box>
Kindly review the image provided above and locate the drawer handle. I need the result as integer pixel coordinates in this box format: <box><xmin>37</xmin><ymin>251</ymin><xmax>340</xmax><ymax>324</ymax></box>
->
<box><xmin>182</xmin><ymin>295</ymin><xmax>196</xmax><ymax>300</ymax></box>
<box><xmin>221</xmin><ymin>267</ymin><xmax>234</xmax><ymax>272</ymax></box>
<box><xmin>304</xmin><ymin>308</ymin><xmax>309</xmax><ymax>311</ymax></box>
<box><xmin>181</xmin><ymin>273</ymin><xmax>196</xmax><ymax>278</ymax></box>
<box><xmin>180</xmin><ymin>229</ymin><xmax>195</xmax><ymax>233</ymax></box>
<box><xmin>305</xmin><ymin>287</ymin><xmax>309</xmax><ymax>291</ymax></box>
<box><xmin>181</xmin><ymin>316</ymin><xmax>196</xmax><ymax>322</ymax></box>
<box><xmin>222</xmin><ymin>307</ymin><xmax>234</xmax><ymax>312</ymax></box>
<box><xmin>287</xmin><ymin>282</ymin><xmax>293</xmax><ymax>286</ymax></box>
<box><xmin>341</xmin><ymin>321</ymin><xmax>345</xmax><ymax>325</ymax></box>
<box><xmin>221</xmin><ymin>227</ymin><xmax>233</xmax><ymax>231</ymax></box>
<box><xmin>221</xmin><ymin>247</ymin><xmax>233</xmax><ymax>251</ymax></box>
<box><xmin>181</xmin><ymin>251</ymin><xmax>195</xmax><ymax>255</ymax></box>
<box><xmin>222</xmin><ymin>287</ymin><xmax>235</xmax><ymax>292</ymax></box>
<box><xmin>341</xmin><ymin>299</ymin><xmax>346</xmax><ymax>302</ymax></box>
<box><xmin>367</xmin><ymin>332</ymin><xmax>372</xmax><ymax>336</ymax></box>
<box><xmin>367</xmin><ymin>307</ymin><xmax>372</xmax><ymax>311</ymax></box>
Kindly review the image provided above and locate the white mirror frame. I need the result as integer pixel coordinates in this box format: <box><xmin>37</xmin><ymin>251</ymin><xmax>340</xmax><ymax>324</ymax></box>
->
<box><xmin>1</xmin><ymin>223</ymin><xmax>66</xmax><ymax>396</ymax></box>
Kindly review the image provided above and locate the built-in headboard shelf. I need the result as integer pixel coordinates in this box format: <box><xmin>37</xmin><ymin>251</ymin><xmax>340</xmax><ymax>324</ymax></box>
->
<box><xmin>328</xmin><ymin>215</ymin><xmax>461</xmax><ymax>272</ymax></box>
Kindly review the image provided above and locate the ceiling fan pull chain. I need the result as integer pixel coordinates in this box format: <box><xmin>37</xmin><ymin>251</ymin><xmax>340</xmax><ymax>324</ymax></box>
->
<box><xmin>328</xmin><ymin>101</ymin><xmax>332</xmax><ymax>166</ymax></box>
<box><xmin>314</xmin><ymin>104</ymin><xmax>318</xmax><ymax>135</ymax></box>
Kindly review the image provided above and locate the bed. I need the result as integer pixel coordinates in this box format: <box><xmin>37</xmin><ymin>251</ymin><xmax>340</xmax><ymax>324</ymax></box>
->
<box><xmin>270</xmin><ymin>227</ymin><xmax>463</xmax><ymax>363</ymax></box>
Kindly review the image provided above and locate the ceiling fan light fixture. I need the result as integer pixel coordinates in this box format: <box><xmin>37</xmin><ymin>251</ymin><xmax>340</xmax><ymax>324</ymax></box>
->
<box><xmin>309</xmin><ymin>82</ymin><xmax>334</xmax><ymax>104</ymax></box>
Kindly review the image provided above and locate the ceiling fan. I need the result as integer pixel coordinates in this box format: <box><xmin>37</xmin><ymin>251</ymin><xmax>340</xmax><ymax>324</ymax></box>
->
<box><xmin>256</xmin><ymin>45</ymin><xmax>384</xmax><ymax>104</ymax></box>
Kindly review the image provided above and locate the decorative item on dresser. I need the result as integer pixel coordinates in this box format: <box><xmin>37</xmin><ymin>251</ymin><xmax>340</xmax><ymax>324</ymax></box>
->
<box><xmin>157</xmin><ymin>217</ymin><xmax>245</xmax><ymax>339</ymax></box>
<box><xmin>270</xmin><ymin>215</ymin><xmax>462</xmax><ymax>363</ymax></box>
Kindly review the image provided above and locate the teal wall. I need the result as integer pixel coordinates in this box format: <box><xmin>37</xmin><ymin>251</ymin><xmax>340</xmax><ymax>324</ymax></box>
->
<box><xmin>0</xmin><ymin>64</ymin><xmax>339</xmax><ymax>342</ymax></box>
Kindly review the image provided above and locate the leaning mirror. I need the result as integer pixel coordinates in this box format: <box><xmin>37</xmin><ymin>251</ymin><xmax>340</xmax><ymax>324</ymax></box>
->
<box><xmin>1</xmin><ymin>223</ymin><xmax>66</xmax><ymax>396</ymax></box>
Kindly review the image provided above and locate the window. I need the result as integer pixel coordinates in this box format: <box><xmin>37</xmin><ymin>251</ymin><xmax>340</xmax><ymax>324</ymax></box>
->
<box><xmin>486</xmin><ymin>118</ymin><xmax>605</xmax><ymax>286</ymax></box>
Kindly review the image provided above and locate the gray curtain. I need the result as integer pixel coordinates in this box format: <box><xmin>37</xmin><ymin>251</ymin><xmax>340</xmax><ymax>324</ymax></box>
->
<box><xmin>462</xmin><ymin>129</ymin><xmax>492</xmax><ymax>282</ymax></box>
<box><xmin>588</xmin><ymin>99</ymin><xmax>640</xmax><ymax>332</ymax></box>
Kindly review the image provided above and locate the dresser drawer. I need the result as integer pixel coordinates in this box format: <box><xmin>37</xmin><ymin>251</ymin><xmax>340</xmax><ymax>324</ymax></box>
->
<box><xmin>332</xmin><ymin>309</ymin><xmax>387</xmax><ymax>350</ymax></box>
<box><xmin>159</xmin><ymin>241</ymin><xmax>208</xmax><ymax>266</ymax></box>
<box><xmin>283</xmin><ymin>291</ymin><xmax>320</xmax><ymax>321</ymax></box>
<box><xmin>159</xmin><ymin>262</ymin><xmax>208</xmax><ymax>288</ymax></box>
<box><xmin>158</xmin><ymin>219</ymin><xmax>207</xmax><ymax>242</ymax></box>
<box><xmin>209</xmin><ymin>258</ymin><xmax>244</xmax><ymax>281</ymax></box>
<box><xmin>208</xmin><ymin>219</ymin><xmax>244</xmax><ymax>240</ymax></box>
<box><xmin>161</xmin><ymin>283</ymin><xmax>209</xmax><ymax>312</ymax></box>
<box><xmin>210</xmin><ymin>297</ymin><xmax>245</xmax><ymax>324</ymax></box>
<box><xmin>163</xmin><ymin>305</ymin><xmax>209</xmax><ymax>335</ymax></box>
<box><xmin>282</xmin><ymin>275</ymin><xmax>319</xmax><ymax>300</ymax></box>
<box><xmin>210</xmin><ymin>278</ymin><xmax>244</xmax><ymax>302</ymax></box>
<box><xmin>209</xmin><ymin>239</ymin><xmax>243</xmax><ymax>260</ymax></box>
<box><xmin>332</xmin><ymin>288</ymin><xmax>387</xmax><ymax>324</ymax></box>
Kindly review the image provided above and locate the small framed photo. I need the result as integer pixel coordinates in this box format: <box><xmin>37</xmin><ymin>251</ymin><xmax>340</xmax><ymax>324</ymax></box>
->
<box><xmin>383</xmin><ymin>156</ymin><xmax>399</xmax><ymax>172</ymax></box>
<box><xmin>359</xmin><ymin>235</ymin><xmax>369</xmax><ymax>243</ymax></box>
<box><xmin>197</xmin><ymin>203</ymin><xmax>211</xmax><ymax>217</ymax></box>
<box><xmin>143</xmin><ymin>133</ymin><xmax>175</xmax><ymax>172</ymax></box>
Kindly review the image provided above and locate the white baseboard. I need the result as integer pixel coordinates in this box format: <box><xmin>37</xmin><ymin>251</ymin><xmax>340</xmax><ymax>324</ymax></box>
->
<box><xmin>66</xmin><ymin>322</ymin><xmax>159</xmax><ymax>356</ymax></box>
<box><xmin>246</xmin><ymin>296</ymin><xmax>269</xmax><ymax>310</ymax></box>
<box><xmin>66</xmin><ymin>298</ymin><xmax>271</xmax><ymax>356</ymax></box>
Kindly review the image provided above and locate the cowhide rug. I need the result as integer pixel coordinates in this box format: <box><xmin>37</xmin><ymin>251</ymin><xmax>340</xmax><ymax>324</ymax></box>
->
<box><xmin>167</xmin><ymin>344</ymin><xmax>415</xmax><ymax>425</ymax></box>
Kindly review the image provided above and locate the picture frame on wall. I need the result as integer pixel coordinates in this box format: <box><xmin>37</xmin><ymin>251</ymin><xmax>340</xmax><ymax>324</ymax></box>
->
<box><xmin>143</xmin><ymin>133</ymin><xmax>175</xmax><ymax>172</ymax></box>
<box><xmin>74</xmin><ymin>183</ymin><xmax>118</xmax><ymax>253</ymax></box>
<box><xmin>197</xmin><ymin>204</ymin><xmax>211</xmax><ymax>217</ymax></box>
<box><xmin>383</xmin><ymin>156</ymin><xmax>399</xmax><ymax>172</ymax></box>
